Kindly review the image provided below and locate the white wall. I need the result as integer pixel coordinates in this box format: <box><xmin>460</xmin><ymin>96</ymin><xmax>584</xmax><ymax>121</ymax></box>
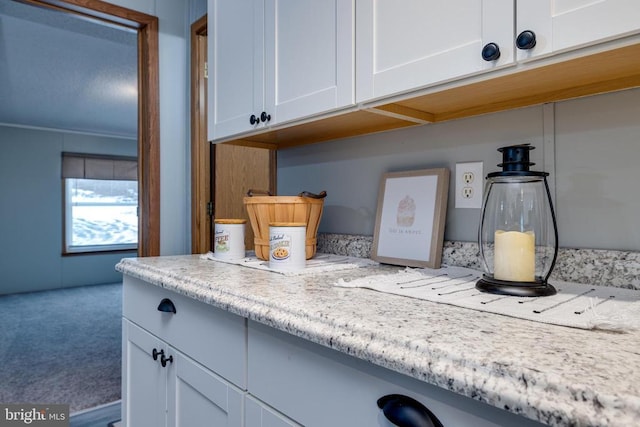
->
<box><xmin>278</xmin><ymin>88</ymin><xmax>640</xmax><ymax>252</ymax></box>
<box><xmin>0</xmin><ymin>126</ymin><xmax>137</xmax><ymax>295</ymax></box>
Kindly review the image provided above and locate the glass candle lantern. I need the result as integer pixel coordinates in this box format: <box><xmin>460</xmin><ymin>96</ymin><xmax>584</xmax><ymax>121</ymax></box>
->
<box><xmin>476</xmin><ymin>144</ymin><xmax>558</xmax><ymax>297</ymax></box>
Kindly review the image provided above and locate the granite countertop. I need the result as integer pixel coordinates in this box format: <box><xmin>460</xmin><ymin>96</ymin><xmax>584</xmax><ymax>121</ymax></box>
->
<box><xmin>116</xmin><ymin>255</ymin><xmax>640</xmax><ymax>427</ymax></box>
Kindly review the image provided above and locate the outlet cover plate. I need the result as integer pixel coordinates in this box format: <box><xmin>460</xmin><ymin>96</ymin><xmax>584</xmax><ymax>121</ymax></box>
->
<box><xmin>455</xmin><ymin>161</ymin><xmax>483</xmax><ymax>209</ymax></box>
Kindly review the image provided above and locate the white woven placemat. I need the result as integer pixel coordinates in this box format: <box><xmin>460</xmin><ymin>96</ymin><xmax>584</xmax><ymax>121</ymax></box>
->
<box><xmin>335</xmin><ymin>266</ymin><xmax>640</xmax><ymax>332</ymax></box>
<box><xmin>201</xmin><ymin>252</ymin><xmax>378</xmax><ymax>276</ymax></box>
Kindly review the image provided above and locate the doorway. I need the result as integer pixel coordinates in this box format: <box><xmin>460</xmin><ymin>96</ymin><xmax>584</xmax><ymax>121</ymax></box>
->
<box><xmin>28</xmin><ymin>0</ymin><xmax>161</xmax><ymax>257</ymax></box>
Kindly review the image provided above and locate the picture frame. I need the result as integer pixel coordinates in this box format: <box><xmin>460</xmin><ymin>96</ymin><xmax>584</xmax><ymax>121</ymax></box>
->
<box><xmin>372</xmin><ymin>168</ymin><xmax>450</xmax><ymax>268</ymax></box>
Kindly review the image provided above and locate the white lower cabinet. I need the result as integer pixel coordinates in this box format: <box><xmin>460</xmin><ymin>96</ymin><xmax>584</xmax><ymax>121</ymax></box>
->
<box><xmin>122</xmin><ymin>276</ymin><xmax>545</xmax><ymax>426</ymax></box>
<box><xmin>245</xmin><ymin>396</ymin><xmax>300</xmax><ymax>427</ymax></box>
<box><xmin>122</xmin><ymin>276</ymin><xmax>248</xmax><ymax>427</ymax></box>
<box><xmin>169</xmin><ymin>351</ymin><xmax>243</xmax><ymax>427</ymax></box>
<box><xmin>123</xmin><ymin>320</ymin><xmax>166</xmax><ymax>427</ymax></box>
<box><xmin>247</xmin><ymin>321</ymin><xmax>545</xmax><ymax>427</ymax></box>
<box><xmin>123</xmin><ymin>321</ymin><xmax>243</xmax><ymax>427</ymax></box>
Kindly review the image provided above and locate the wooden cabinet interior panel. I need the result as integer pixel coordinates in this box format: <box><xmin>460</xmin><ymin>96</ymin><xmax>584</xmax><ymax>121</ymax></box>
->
<box><xmin>214</xmin><ymin>144</ymin><xmax>276</xmax><ymax>250</ymax></box>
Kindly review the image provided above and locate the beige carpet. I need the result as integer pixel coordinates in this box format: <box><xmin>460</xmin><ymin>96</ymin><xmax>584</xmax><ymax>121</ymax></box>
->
<box><xmin>0</xmin><ymin>283</ymin><xmax>122</xmax><ymax>412</ymax></box>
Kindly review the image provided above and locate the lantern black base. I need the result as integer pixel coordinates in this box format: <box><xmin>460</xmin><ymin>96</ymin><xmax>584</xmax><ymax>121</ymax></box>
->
<box><xmin>476</xmin><ymin>276</ymin><xmax>557</xmax><ymax>297</ymax></box>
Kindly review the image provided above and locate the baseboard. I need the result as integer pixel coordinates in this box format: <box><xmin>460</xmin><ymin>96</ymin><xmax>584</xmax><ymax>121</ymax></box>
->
<box><xmin>70</xmin><ymin>400</ymin><xmax>121</xmax><ymax>427</ymax></box>
<box><xmin>70</xmin><ymin>400</ymin><xmax>121</xmax><ymax>417</ymax></box>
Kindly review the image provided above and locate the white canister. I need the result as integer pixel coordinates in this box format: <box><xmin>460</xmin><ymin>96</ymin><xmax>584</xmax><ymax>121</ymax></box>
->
<box><xmin>214</xmin><ymin>219</ymin><xmax>246</xmax><ymax>260</ymax></box>
<box><xmin>269</xmin><ymin>222</ymin><xmax>306</xmax><ymax>271</ymax></box>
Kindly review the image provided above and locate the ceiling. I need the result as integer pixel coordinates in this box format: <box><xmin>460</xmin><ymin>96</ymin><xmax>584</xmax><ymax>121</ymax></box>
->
<box><xmin>0</xmin><ymin>0</ymin><xmax>138</xmax><ymax>139</ymax></box>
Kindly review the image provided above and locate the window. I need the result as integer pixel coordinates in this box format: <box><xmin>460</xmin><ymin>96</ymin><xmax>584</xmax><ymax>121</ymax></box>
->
<box><xmin>62</xmin><ymin>153</ymin><xmax>138</xmax><ymax>253</ymax></box>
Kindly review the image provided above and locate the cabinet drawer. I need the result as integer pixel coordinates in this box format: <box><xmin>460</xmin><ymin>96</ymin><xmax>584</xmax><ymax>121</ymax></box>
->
<box><xmin>123</xmin><ymin>275</ymin><xmax>247</xmax><ymax>388</ymax></box>
<box><xmin>248</xmin><ymin>321</ymin><xmax>544</xmax><ymax>427</ymax></box>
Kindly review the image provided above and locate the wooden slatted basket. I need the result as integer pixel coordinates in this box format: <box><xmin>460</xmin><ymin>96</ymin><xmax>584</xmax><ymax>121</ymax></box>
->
<box><xmin>244</xmin><ymin>191</ymin><xmax>326</xmax><ymax>261</ymax></box>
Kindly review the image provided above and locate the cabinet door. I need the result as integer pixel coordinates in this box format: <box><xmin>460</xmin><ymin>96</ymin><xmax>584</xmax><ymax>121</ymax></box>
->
<box><xmin>264</xmin><ymin>0</ymin><xmax>355</xmax><ymax>124</ymax></box>
<box><xmin>123</xmin><ymin>321</ymin><xmax>167</xmax><ymax>427</ymax></box>
<box><xmin>517</xmin><ymin>0</ymin><xmax>640</xmax><ymax>61</ymax></box>
<box><xmin>167</xmin><ymin>351</ymin><xmax>243</xmax><ymax>427</ymax></box>
<box><xmin>123</xmin><ymin>276</ymin><xmax>248</xmax><ymax>389</ymax></box>
<box><xmin>209</xmin><ymin>0</ymin><xmax>265</xmax><ymax>141</ymax></box>
<box><xmin>245</xmin><ymin>396</ymin><xmax>301</xmax><ymax>427</ymax></box>
<box><xmin>356</xmin><ymin>0</ymin><xmax>514</xmax><ymax>102</ymax></box>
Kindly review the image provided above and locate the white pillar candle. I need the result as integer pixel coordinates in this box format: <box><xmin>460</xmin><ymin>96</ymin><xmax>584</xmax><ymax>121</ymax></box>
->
<box><xmin>494</xmin><ymin>230</ymin><xmax>535</xmax><ymax>282</ymax></box>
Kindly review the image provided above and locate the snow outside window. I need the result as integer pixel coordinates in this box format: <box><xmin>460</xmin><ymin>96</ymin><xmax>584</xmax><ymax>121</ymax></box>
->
<box><xmin>61</xmin><ymin>152</ymin><xmax>138</xmax><ymax>253</ymax></box>
<box><xmin>64</xmin><ymin>178</ymin><xmax>138</xmax><ymax>253</ymax></box>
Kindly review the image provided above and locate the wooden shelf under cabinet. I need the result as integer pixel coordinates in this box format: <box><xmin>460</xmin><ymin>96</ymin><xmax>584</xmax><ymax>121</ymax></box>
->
<box><xmin>222</xmin><ymin>41</ymin><xmax>640</xmax><ymax>150</ymax></box>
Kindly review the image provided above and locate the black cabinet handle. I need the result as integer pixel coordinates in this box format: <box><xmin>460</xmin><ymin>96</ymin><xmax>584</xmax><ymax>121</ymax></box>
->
<box><xmin>160</xmin><ymin>353</ymin><xmax>173</xmax><ymax>367</ymax></box>
<box><xmin>481</xmin><ymin>42</ymin><xmax>501</xmax><ymax>61</ymax></box>
<box><xmin>157</xmin><ymin>298</ymin><xmax>176</xmax><ymax>314</ymax></box>
<box><xmin>516</xmin><ymin>30</ymin><xmax>537</xmax><ymax>50</ymax></box>
<box><xmin>249</xmin><ymin>114</ymin><xmax>260</xmax><ymax>125</ymax></box>
<box><xmin>152</xmin><ymin>348</ymin><xmax>163</xmax><ymax>361</ymax></box>
<box><xmin>260</xmin><ymin>111</ymin><xmax>271</xmax><ymax>123</ymax></box>
<box><xmin>377</xmin><ymin>394</ymin><xmax>444</xmax><ymax>427</ymax></box>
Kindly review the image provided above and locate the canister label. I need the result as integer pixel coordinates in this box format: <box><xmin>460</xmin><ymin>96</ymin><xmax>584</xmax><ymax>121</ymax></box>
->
<box><xmin>270</xmin><ymin>233</ymin><xmax>291</xmax><ymax>260</ymax></box>
<box><xmin>213</xmin><ymin>221</ymin><xmax>245</xmax><ymax>260</ymax></box>
<box><xmin>214</xmin><ymin>230</ymin><xmax>231</xmax><ymax>253</ymax></box>
<box><xmin>269</xmin><ymin>224</ymin><xmax>306</xmax><ymax>271</ymax></box>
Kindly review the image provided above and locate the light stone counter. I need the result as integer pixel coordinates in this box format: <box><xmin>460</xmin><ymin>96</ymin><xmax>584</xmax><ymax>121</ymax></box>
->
<box><xmin>116</xmin><ymin>255</ymin><xmax>640</xmax><ymax>427</ymax></box>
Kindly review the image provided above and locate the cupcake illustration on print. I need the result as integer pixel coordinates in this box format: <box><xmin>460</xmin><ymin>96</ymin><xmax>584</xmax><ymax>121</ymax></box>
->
<box><xmin>397</xmin><ymin>195</ymin><xmax>416</xmax><ymax>227</ymax></box>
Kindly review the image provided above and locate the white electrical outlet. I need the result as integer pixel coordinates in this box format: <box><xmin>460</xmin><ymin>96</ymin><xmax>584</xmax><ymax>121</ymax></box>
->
<box><xmin>455</xmin><ymin>162</ymin><xmax>483</xmax><ymax>209</ymax></box>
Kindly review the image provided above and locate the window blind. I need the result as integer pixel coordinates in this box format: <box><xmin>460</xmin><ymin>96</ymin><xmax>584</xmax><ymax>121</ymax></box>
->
<box><xmin>62</xmin><ymin>152</ymin><xmax>137</xmax><ymax>181</ymax></box>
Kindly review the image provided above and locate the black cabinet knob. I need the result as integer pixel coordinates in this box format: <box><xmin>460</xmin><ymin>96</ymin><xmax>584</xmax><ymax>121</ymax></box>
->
<box><xmin>157</xmin><ymin>298</ymin><xmax>176</xmax><ymax>314</ymax></box>
<box><xmin>249</xmin><ymin>114</ymin><xmax>260</xmax><ymax>125</ymax></box>
<box><xmin>260</xmin><ymin>111</ymin><xmax>271</xmax><ymax>123</ymax></box>
<box><xmin>152</xmin><ymin>348</ymin><xmax>163</xmax><ymax>361</ymax></box>
<box><xmin>160</xmin><ymin>353</ymin><xmax>173</xmax><ymax>367</ymax></box>
<box><xmin>516</xmin><ymin>30</ymin><xmax>537</xmax><ymax>50</ymax></box>
<box><xmin>481</xmin><ymin>42</ymin><xmax>501</xmax><ymax>61</ymax></box>
<box><xmin>377</xmin><ymin>394</ymin><xmax>444</xmax><ymax>427</ymax></box>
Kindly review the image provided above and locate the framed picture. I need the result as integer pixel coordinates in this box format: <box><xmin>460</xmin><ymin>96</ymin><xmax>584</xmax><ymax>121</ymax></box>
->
<box><xmin>372</xmin><ymin>168</ymin><xmax>450</xmax><ymax>268</ymax></box>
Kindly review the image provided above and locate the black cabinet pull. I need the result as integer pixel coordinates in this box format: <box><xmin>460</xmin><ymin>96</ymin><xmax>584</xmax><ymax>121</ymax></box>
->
<box><xmin>157</xmin><ymin>298</ymin><xmax>176</xmax><ymax>314</ymax></box>
<box><xmin>516</xmin><ymin>30</ymin><xmax>537</xmax><ymax>50</ymax></box>
<box><xmin>249</xmin><ymin>114</ymin><xmax>260</xmax><ymax>125</ymax></box>
<box><xmin>481</xmin><ymin>42</ymin><xmax>501</xmax><ymax>61</ymax></box>
<box><xmin>152</xmin><ymin>348</ymin><xmax>163</xmax><ymax>361</ymax></box>
<box><xmin>160</xmin><ymin>353</ymin><xmax>173</xmax><ymax>367</ymax></box>
<box><xmin>377</xmin><ymin>394</ymin><xmax>444</xmax><ymax>427</ymax></box>
<box><xmin>260</xmin><ymin>111</ymin><xmax>271</xmax><ymax>123</ymax></box>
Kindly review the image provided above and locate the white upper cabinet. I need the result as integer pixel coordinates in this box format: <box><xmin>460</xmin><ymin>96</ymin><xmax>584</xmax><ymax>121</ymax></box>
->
<box><xmin>516</xmin><ymin>0</ymin><xmax>640</xmax><ymax>61</ymax></box>
<box><xmin>356</xmin><ymin>0</ymin><xmax>515</xmax><ymax>102</ymax></box>
<box><xmin>265</xmin><ymin>0</ymin><xmax>354</xmax><ymax>125</ymax></box>
<box><xmin>209</xmin><ymin>0</ymin><xmax>264</xmax><ymax>141</ymax></box>
<box><xmin>208</xmin><ymin>1</ymin><xmax>640</xmax><ymax>145</ymax></box>
<box><xmin>209</xmin><ymin>0</ymin><xmax>355</xmax><ymax>142</ymax></box>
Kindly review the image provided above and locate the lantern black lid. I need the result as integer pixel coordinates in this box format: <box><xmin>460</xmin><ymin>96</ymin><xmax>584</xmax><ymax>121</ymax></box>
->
<box><xmin>488</xmin><ymin>143</ymin><xmax>548</xmax><ymax>178</ymax></box>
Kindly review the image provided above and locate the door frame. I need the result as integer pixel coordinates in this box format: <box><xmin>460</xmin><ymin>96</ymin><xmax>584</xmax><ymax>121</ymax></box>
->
<box><xmin>27</xmin><ymin>0</ymin><xmax>161</xmax><ymax>257</ymax></box>
<box><xmin>190</xmin><ymin>14</ymin><xmax>210</xmax><ymax>253</ymax></box>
